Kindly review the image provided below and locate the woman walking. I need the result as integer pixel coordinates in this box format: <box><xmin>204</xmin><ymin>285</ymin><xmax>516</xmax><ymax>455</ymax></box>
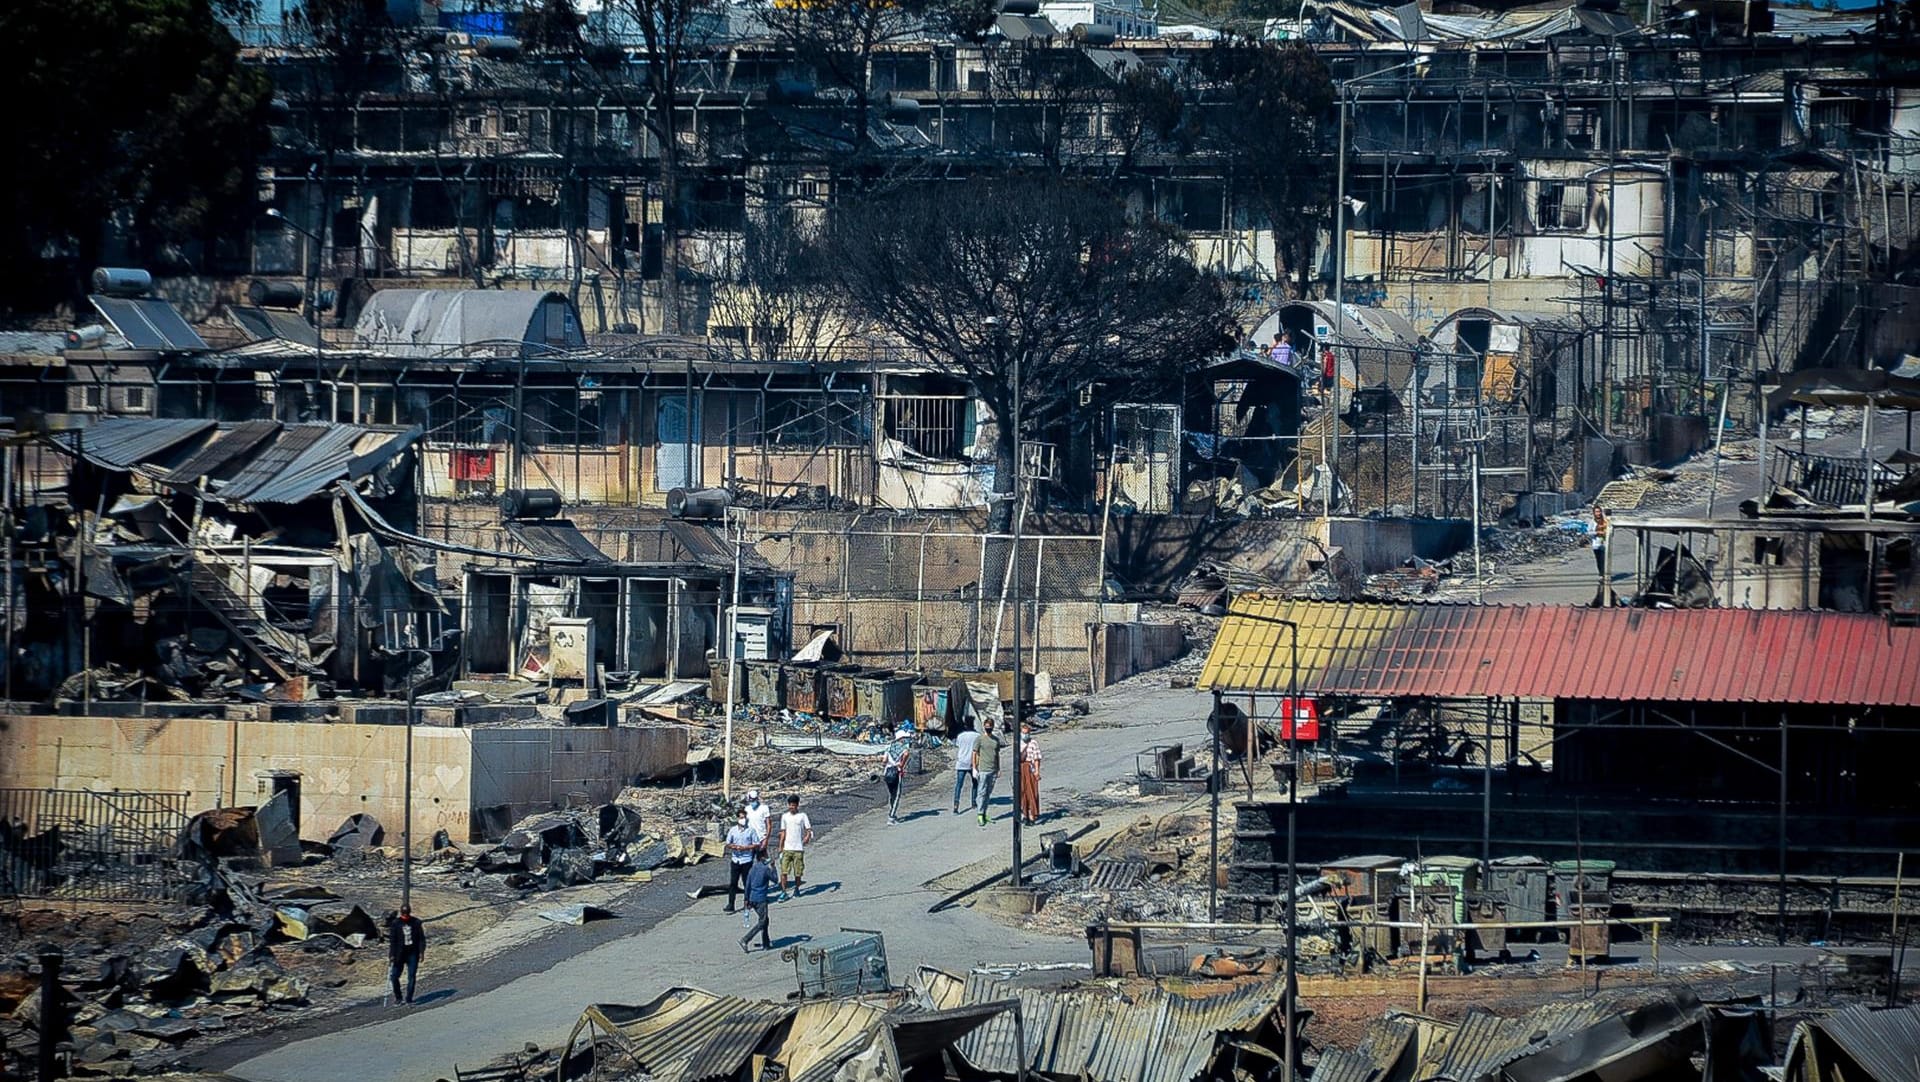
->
<box><xmin>1018</xmin><ymin>726</ymin><xmax>1043</xmax><ymax>825</ymax></box>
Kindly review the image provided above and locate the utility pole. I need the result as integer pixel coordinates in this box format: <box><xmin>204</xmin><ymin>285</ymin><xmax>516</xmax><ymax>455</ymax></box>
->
<box><xmin>1010</xmin><ymin>343</ymin><xmax>1025</xmax><ymax>886</ymax></box>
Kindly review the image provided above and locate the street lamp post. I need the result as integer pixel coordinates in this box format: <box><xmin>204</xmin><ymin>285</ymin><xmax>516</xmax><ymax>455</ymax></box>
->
<box><xmin>1008</xmin><ymin>338</ymin><xmax>1026</xmax><ymax>887</ymax></box>
<box><xmin>722</xmin><ymin>511</ymin><xmax>744</xmax><ymax>801</ymax></box>
<box><xmin>1206</xmin><ymin>612</ymin><xmax>1301</xmax><ymax>1082</ymax></box>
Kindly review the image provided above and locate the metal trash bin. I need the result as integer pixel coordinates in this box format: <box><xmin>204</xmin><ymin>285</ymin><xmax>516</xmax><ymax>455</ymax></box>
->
<box><xmin>783</xmin><ymin>927</ymin><xmax>888</xmax><ymax>998</ymax></box>
<box><xmin>1486</xmin><ymin>856</ymin><xmax>1550</xmax><ymax>924</ymax></box>
<box><xmin>1551</xmin><ymin>859</ymin><xmax>1616</xmax><ymax>915</ymax></box>
<box><xmin>1565</xmin><ymin>903</ymin><xmax>1611</xmax><ymax>961</ymax></box>
<box><xmin>1407</xmin><ymin>856</ymin><xmax>1480</xmax><ymax>924</ymax></box>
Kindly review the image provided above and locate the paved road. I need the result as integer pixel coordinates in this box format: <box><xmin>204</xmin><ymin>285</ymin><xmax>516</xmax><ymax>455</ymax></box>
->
<box><xmin>223</xmin><ymin>685</ymin><xmax>1211</xmax><ymax>1082</ymax></box>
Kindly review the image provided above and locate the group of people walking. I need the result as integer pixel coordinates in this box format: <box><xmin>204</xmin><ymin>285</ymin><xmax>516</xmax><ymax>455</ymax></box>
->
<box><xmin>945</xmin><ymin>719</ymin><xmax>1043</xmax><ymax>827</ymax></box>
<box><xmin>723</xmin><ymin>789</ymin><xmax>815</xmax><ymax>953</ymax></box>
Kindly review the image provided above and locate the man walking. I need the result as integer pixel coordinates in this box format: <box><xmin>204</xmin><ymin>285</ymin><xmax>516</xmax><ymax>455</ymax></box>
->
<box><xmin>722</xmin><ymin>807</ymin><xmax>760</xmax><ymax>914</ymax></box>
<box><xmin>739</xmin><ymin>849</ymin><xmax>776</xmax><ymax>953</ymax></box>
<box><xmin>950</xmin><ymin>722</ymin><xmax>980</xmax><ymax>814</ymax></box>
<box><xmin>386</xmin><ymin>904</ymin><xmax>426</xmax><ymax>1006</ymax></box>
<box><xmin>777</xmin><ymin>794</ymin><xmax>813</xmax><ymax>900</ymax></box>
<box><xmin>974</xmin><ymin>721</ymin><xmax>1003</xmax><ymax>826</ymax></box>
<box><xmin>743</xmin><ymin>789</ymin><xmax>771</xmax><ymax>843</ymax></box>
<box><xmin>882</xmin><ymin>727</ymin><xmax>911</xmax><ymax>824</ymax></box>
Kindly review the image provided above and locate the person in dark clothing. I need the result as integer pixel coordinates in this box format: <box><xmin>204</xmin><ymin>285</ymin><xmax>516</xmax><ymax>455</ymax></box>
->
<box><xmin>739</xmin><ymin>851</ymin><xmax>777</xmax><ymax>953</ymax></box>
<box><xmin>387</xmin><ymin>905</ymin><xmax>426</xmax><ymax>1005</ymax></box>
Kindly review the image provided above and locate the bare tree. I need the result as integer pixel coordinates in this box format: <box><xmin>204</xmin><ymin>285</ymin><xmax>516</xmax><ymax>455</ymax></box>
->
<box><xmin>1120</xmin><ymin>37</ymin><xmax>1334</xmax><ymax>296</ymax></box>
<box><xmin>604</xmin><ymin>0</ymin><xmax>730</xmax><ymax>332</ymax></box>
<box><xmin>752</xmin><ymin>0</ymin><xmax>995</xmax><ymax>151</ymax></box>
<box><xmin>824</xmin><ymin>175</ymin><xmax>1237</xmax><ymax>528</ymax></box>
<box><xmin>705</xmin><ymin>182</ymin><xmax>850</xmax><ymax>364</ymax></box>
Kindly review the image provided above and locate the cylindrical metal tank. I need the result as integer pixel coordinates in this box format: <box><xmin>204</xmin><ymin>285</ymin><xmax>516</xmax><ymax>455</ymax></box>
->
<box><xmin>91</xmin><ymin>268</ymin><xmax>152</xmax><ymax>297</ymax></box>
<box><xmin>667</xmin><ymin>487</ymin><xmax>732</xmax><ymax>519</ymax></box>
<box><xmin>248</xmin><ymin>280</ymin><xmax>305</xmax><ymax>309</ymax></box>
<box><xmin>500</xmin><ymin>488</ymin><xmax>563</xmax><ymax>520</ymax></box>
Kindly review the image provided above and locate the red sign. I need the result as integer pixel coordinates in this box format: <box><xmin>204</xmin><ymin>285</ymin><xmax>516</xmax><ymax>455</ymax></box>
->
<box><xmin>1279</xmin><ymin>697</ymin><xmax>1320</xmax><ymax>742</ymax></box>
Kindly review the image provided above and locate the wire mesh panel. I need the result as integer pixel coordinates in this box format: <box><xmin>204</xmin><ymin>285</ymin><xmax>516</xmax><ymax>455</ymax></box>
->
<box><xmin>0</xmin><ymin>789</ymin><xmax>191</xmax><ymax>902</ymax></box>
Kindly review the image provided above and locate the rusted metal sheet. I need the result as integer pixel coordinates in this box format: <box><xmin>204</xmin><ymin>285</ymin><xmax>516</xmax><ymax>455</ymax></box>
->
<box><xmin>918</xmin><ymin>966</ymin><xmax>1286</xmax><ymax>1082</ymax></box>
<box><xmin>1782</xmin><ymin>1003</ymin><xmax>1920</xmax><ymax>1082</ymax></box>
<box><xmin>57</xmin><ymin>417</ymin><xmax>215</xmax><ymax>468</ymax></box>
<box><xmin>1201</xmin><ymin>598</ymin><xmax>1920</xmax><ymax>708</ymax></box>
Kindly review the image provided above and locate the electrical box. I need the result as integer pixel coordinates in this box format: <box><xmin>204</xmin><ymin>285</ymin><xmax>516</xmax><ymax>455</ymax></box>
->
<box><xmin>547</xmin><ymin>617</ymin><xmax>596</xmax><ymax>682</ymax></box>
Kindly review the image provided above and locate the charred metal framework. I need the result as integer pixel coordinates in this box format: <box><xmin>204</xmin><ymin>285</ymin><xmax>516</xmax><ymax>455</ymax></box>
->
<box><xmin>0</xmin><ymin>789</ymin><xmax>191</xmax><ymax>902</ymax></box>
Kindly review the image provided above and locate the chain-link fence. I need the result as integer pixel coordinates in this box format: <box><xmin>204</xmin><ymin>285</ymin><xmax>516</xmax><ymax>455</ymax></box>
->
<box><xmin>1</xmin><ymin>789</ymin><xmax>191</xmax><ymax>902</ymax></box>
<box><xmin>763</xmin><ymin>522</ymin><xmax>1110</xmax><ymax>686</ymax></box>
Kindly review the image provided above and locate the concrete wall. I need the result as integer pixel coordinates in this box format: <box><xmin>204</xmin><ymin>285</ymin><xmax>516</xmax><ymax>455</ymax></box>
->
<box><xmin>467</xmin><ymin>724</ymin><xmax>689</xmax><ymax>821</ymax></box>
<box><xmin>0</xmin><ymin>713</ymin><xmax>474</xmax><ymax>846</ymax></box>
<box><xmin>0</xmin><ymin>714</ymin><xmax>686</xmax><ymax>846</ymax></box>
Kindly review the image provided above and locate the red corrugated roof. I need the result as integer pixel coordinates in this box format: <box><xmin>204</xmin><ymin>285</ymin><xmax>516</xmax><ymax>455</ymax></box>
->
<box><xmin>1200</xmin><ymin>600</ymin><xmax>1920</xmax><ymax>707</ymax></box>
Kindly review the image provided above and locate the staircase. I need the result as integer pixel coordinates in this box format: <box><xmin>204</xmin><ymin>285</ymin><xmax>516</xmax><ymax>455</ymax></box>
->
<box><xmin>184</xmin><ymin>550</ymin><xmax>325</xmax><ymax>681</ymax></box>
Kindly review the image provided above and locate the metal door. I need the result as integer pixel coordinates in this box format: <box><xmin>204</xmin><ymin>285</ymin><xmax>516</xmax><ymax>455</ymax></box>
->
<box><xmin>655</xmin><ymin>393</ymin><xmax>701</xmax><ymax>490</ymax></box>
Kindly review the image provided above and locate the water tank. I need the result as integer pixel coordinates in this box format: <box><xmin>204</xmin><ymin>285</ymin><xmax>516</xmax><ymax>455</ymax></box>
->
<box><xmin>1001</xmin><ymin>0</ymin><xmax>1042</xmax><ymax>15</ymax></box>
<box><xmin>667</xmin><ymin>487</ymin><xmax>732</xmax><ymax>520</ymax></box>
<box><xmin>91</xmin><ymin>268</ymin><xmax>152</xmax><ymax>297</ymax></box>
<box><xmin>769</xmin><ymin>79</ymin><xmax>816</xmax><ymax>103</ymax></box>
<box><xmin>248</xmin><ymin>280</ymin><xmax>305</xmax><ymax>309</ymax></box>
<box><xmin>1074</xmin><ymin>22</ymin><xmax>1117</xmax><ymax>44</ymax></box>
<box><xmin>885</xmin><ymin>96</ymin><xmax>922</xmax><ymax>125</ymax></box>
<box><xmin>500</xmin><ymin>487</ymin><xmax>564</xmax><ymax>520</ymax></box>
<box><xmin>64</xmin><ymin>325</ymin><xmax>107</xmax><ymax>348</ymax></box>
<box><xmin>478</xmin><ymin>36</ymin><xmax>522</xmax><ymax>57</ymax></box>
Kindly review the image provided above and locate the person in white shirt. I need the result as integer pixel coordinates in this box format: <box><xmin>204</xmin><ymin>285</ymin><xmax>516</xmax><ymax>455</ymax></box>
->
<box><xmin>950</xmin><ymin>724</ymin><xmax>981</xmax><ymax>814</ymax></box>
<box><xmin>743</xmin><ymin>789</ymin><xmax>772</xmax><ymax>845</ymax></box>
<box><xmin>776</xmin><ymin>794</ymin><xmax>814</xmax><ymax>901</ymax></box>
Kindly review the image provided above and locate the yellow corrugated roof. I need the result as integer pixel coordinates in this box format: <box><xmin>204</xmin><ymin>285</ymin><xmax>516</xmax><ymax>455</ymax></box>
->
<box><xmin>1198</xmin><ymin>597</ymin><xmax>1417</xmax><ymax>693</ymax></box>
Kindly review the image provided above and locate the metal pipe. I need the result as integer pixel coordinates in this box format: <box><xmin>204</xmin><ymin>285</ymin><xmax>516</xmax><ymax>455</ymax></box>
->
<box><xmin>403</xmin><ymin>640</ymin><xmax>416</xmax><ymax>911</ymax></box>
<box><xmin>1778</xmin><ymin>709</ymin><xmax>1788</xmax><ymax>945</ymax></box>
<box><xmin>722</xmin><ymin>512</ymin><xmax>743</xmax><ymax>800</ymax></box>
<box><xmin>37</xmin><ymin>951</ymin><xmax>61</xmax><ymax>1082</ymax></box>
<box><xmin>1092</xmin><ymin>916</ymin><xmax>1673</xmax><ymax>932</ymax></box>
<box><xmin>3</xmin><ymin>442</ymin><xmax>12</xmax><ymax>705</ymax></box>
<box><xmin>1284</xmin><ymin>627</ymin><xmax>1300</xmax><ymax>1082</ymax></box>
<box><xmin>1209</xmin><ymin>688</ymin><xmax>1223</xmax><ymax>922</ymax></box>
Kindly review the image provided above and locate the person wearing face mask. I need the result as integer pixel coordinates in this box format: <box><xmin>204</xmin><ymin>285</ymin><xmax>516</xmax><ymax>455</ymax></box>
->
<box><xmin>743</xmin><ymin>789</ymin><xmax>771</xmax><ymax>845</ymax></box>
<box><xmin>722</xmin><ymin>807</ymin><xmax>760</xmax><ymax>914</ymax></box>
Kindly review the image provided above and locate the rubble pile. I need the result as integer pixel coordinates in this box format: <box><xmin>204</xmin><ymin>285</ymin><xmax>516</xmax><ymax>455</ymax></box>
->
<box><xmin>451</xmin><ymin>802</ymin><xmax>715</xmax><ymax>892</ymax></box>
<box><xmin>0</xmin><ymin>865</ymin><xmax>364</xmax><ymax>1077</ymax></box>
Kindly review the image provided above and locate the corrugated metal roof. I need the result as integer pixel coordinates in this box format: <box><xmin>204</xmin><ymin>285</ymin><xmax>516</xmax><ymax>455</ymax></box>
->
<box><xmin>1426</xmin><ymin>1002</ymin><xmax>1614</xmax><ymax>1081</ymax></box>
<box><xmin>1199</xmin><ymin>599</ymin><xmax>1920</xmax><ymax>708</ymax></box>
<box><xmin>57</xmin><ymin>417</ymin><xmax>216</xmax><ymax>469</ymax></box>
<box><xmin>217</xmin><ymin>424</ymin><xmax>414</xmax><ymax>506</ymax></box>
<box><xmin>1784</xmin><ymin>1003</ymin><xmax>1920</xmax><ymax>1082</ymax></box>
<box><xmin>781</xmin><ymin>1000</ymin><xmax>889</xmax><ymax>1082</ymax></box>
<box><xmin>919</xmin><ymin>967</ymin><xmax>1285</xmax><ymax>1082</ymax></box>
<box><xmin>590</xmin><ymin>989</ymin><xmax>796</xmax><ymax>1082</ymax></box>
<box><xmin>1311</xmin><ymin>1048</ymin><xmax>1379</xmax><ymax>1082</ymax></box>
<box><xmin>162</xmin><ymin>421</ymin><xmax>282</xmax><ymax>484</ymax></box>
